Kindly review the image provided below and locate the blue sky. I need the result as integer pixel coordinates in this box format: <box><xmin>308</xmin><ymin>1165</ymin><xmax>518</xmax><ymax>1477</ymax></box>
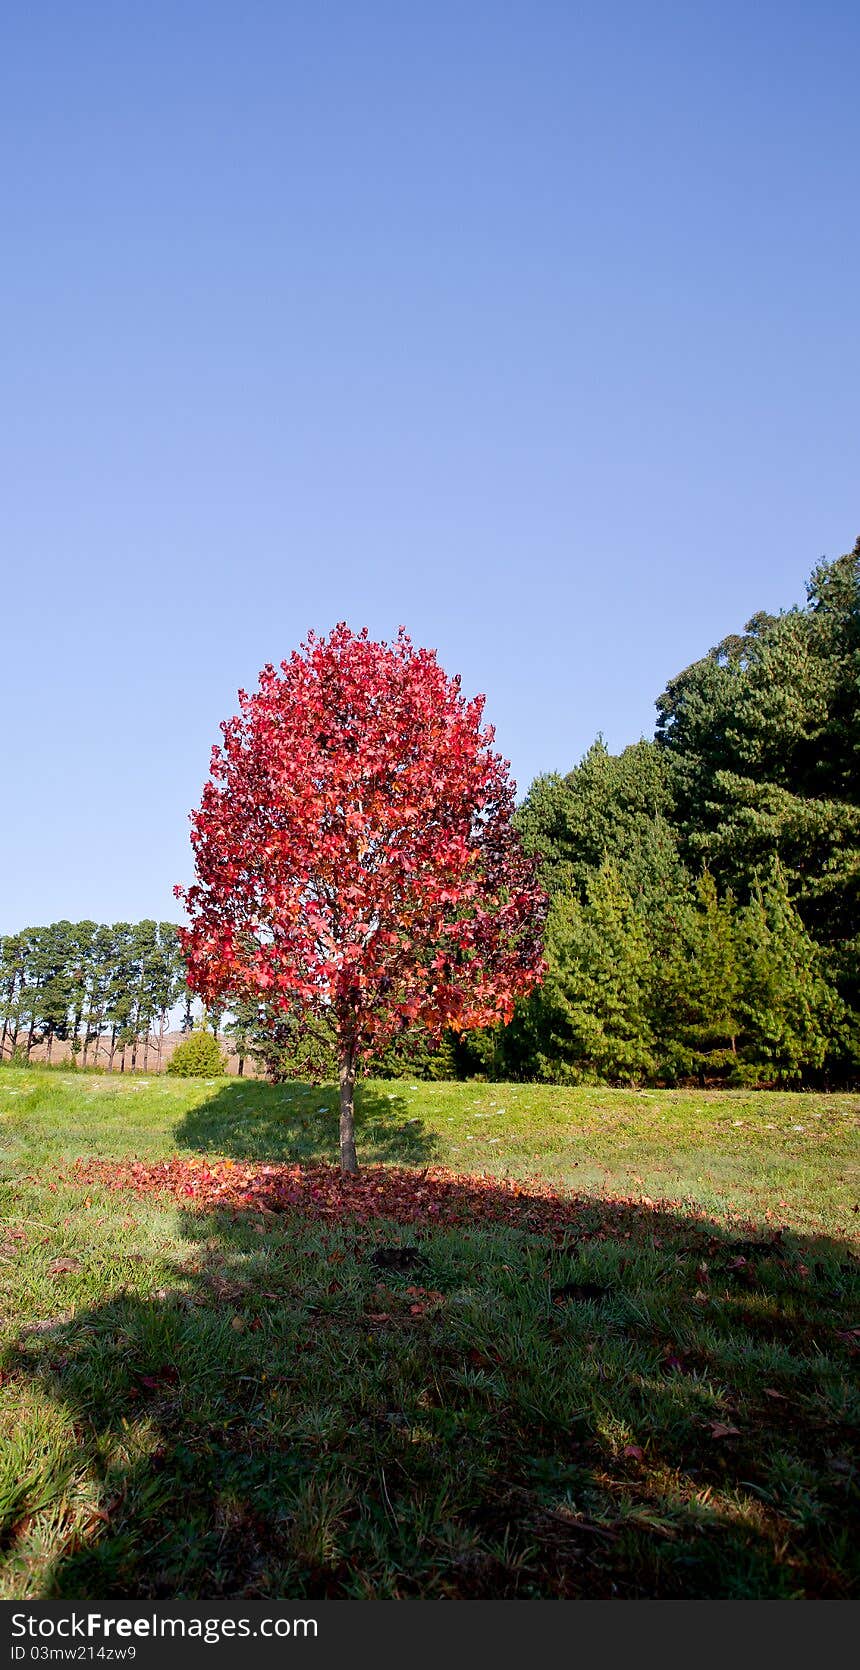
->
<box><xmin>1</xmin><ymin>1</ymin><xmax>857</xmax><ymax>933</ymax></box>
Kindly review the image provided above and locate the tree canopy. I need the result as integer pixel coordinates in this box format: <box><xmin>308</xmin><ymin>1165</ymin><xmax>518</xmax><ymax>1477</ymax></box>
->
<box><xmin>177</xmin><ymin>624</ymin><xmax>546</xmax><ymax>1166</ymax></box>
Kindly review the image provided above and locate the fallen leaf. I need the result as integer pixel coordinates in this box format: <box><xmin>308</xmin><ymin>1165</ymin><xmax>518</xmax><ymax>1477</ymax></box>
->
<box><xmin>623</xmin><ymin>1444</ymin><xmax>644</xmax><ymax>1461</ymax></box>
<box><xmin>138</xmin><ymin>1365</ymin><xmax>179</xmax><ymax>1391</ymax></box>
<box><xmin>83</xmin><ymin>1507</ymin><xmax>112</xmax><ymax>1528</ymax></box>
<box><xmin>48</xmin><ymin>1257</ymin><xmax>82</xmax><ymax>1276</ymax></box>
<box><xmin>709</xmin><ymin>1421</ymin><xmax>740</xmax><ymax>1439</ymax></box>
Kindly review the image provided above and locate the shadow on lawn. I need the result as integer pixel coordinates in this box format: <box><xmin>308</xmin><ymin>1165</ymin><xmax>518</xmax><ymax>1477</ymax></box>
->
<box><xmin>176</xmin><ymin>1079</ymin><xmax>438</xmax><ymax>1167</ymax></box>
<box><xmin>3</xmin><ymin>1173</ymin><xmax>859</xmax><ymax>1600</ymax></box>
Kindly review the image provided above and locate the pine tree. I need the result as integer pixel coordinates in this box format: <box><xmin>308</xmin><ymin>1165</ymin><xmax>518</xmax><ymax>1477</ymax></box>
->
<box><xmin>35</xmin><ymin>922</ymin><xmax>74</xmax><ymax>1063</ymax></box>
<box><xmin>528</xmin><ymin>863</ymin><xmax>655</xmax><ymax>1083</ymax></box>
<box><xmin>656</xmin><ymin>872</ymin><xmax>742</xmax><ymax>1082</ymax></box>
<box><xmin>657</xmin><ymin>540</ymin><xmax>860</xmax><ymax>1007</ymax></box>
<box><xmin>105</xmin><ymin>923</ymin><xmax>137</xmax><ymax>1071</ymax></box>
<box><xmin>736</xmin><ymin>867</ymin><xmax>849</xmax><ymax>1079</ymax></box>
<box><xmin>82</xmin><ymin>924</ymin><xmax>117</xmax><ymax>1068</ymax></box>
<box><xmin>67</xmin><ymin>921</ymin><xmax>96</xmax><ymax>1061</ymax></box>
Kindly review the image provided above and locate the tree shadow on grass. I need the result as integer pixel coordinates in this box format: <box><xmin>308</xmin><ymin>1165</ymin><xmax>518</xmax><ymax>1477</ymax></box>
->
<box><xmin>2</xmin><ymin>1174</ymin><xmax>858</xmax><ymax>1600</ymax></box>
<box><xmin>176</xmin><ymin>1079</ymin><xmax>438</xmax><ymax>1167</ymax></box>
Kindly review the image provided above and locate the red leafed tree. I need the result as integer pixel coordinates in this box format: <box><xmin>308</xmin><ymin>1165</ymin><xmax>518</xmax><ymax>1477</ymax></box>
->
<box><xmin>176</xmin><ymin>625</ymin><xmax>546</xmax><ymax>1171</ymax></box>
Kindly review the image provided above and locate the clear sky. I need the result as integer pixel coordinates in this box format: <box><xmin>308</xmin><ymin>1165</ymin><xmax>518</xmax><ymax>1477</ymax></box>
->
<box><xmin>1</xmin><ymin>0</ymin><xmax>857</xmax><ymax>933</ymax></box>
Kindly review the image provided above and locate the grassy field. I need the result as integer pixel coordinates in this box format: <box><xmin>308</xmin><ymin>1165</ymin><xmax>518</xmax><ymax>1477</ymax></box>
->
<box><xmin>1</xmin><ymin>1066</ymin><xmax>858</xmax><ymax>1599</ymax></box>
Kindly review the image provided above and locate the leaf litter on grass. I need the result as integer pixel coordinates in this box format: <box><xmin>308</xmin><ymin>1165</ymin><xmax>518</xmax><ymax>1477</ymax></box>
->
<box><xmin>66</xmin><ymin>1155</ymin><xmax>779</xmax><ymax>1245</ymax></box>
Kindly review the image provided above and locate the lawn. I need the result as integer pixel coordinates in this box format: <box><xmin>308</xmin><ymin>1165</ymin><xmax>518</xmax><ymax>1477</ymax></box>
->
<box><xmin>0</xmin><ymin>1066</ymin><xmax>858</xmax><ymax>1599</ymax></box>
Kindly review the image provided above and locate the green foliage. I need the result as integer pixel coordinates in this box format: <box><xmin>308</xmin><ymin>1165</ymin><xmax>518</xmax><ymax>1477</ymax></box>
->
<box><xmin>734</xmin><ymin>868</ymin><xmax>851</xmax><ymax>1080</ymax></box>
<box><xmin>520</xmin><ymin>865</ymin><xmax>656</xmax><ymax>1084</ymax></box>
<box><xmin>222</xmin><ymin>999</ymin><xmax>337</xmax><ymax>1083</ymax></box>
<box><xmin>0</xmin><ymin>919</ymin><xmax>187</xmax><ymax>1071</ymax></box>
<box><xmin>224</xmin><ymin>994</ymin><xmax>459</xmax><ymax>1084</ymax></box>
<box><xmin>165</xmin><ymin>1029</ymin><xmax>227</xmax><ymax>1078</ymax></box>
<box><xmin>653</xmin><ymin>872</ymin><xmax>743</xmax><ymax>1082</ymax></box>
<box><xmin>366</xmin><ymin>1025</ymin><xmax>459</xmax><ymax>1081</ymax></box>
<box><xmin>516</xmin><ymin>737</ymin><xmax>680</xmax><ymax>907</ymax></box>
<box><xmin>500</xmin><ymin>539</ymin><xmax>860</xmax><ymax>1087</ymax></box>
<box><xmin>656</xmin><ymin>538</ymin><xmax>860</xmax><ymax>998</ymax></box>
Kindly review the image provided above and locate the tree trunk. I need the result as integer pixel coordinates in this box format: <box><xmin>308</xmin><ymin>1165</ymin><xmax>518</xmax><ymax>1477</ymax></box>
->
<box><xmin>90</xmin><ymin>1001</ymin><xmax>104</xmax><ymax>1070</ymax></box>
<box><xmin>338</xmin><ymin>1045</ymin><xmax>358</xmax><ymax>1173</ymax></box>
<box><xmin>238</xmin><ymin>1054</ymin><xmax>245</xmax><ymax>1077</ymax></box>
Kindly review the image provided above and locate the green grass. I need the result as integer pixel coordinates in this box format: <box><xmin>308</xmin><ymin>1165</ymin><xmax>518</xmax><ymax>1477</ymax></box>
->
<box><xmin>1</xmin><ymin>1065</ymin><xmax>858</xmax><ymax>1599</ymax></box>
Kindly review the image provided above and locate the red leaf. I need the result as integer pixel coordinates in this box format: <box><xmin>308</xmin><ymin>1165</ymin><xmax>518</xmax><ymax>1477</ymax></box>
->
<box><xmin>173</xmin><ymin>626</ymin><xmax>547</xmax><ymax>1064</ymax></box>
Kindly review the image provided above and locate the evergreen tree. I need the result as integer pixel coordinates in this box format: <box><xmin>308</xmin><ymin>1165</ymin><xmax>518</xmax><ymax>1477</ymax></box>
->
<box><xmin>0</xmin><ymin>933</ymin><xmax>28</xmax><ymax>1058</ymax></box>
<box><xmin>736</xmin><ymin>868</ymin><xmax>850</xmax><ymax>1080</ymax></box>
<box><xmin>516</xmin><ymin>737</ymin><xmax>678</xmax><ymax>907</ymax></box>
<box><xmin>38</xmin><ymin>921</ymin><xmax>75</xmax><ymax>1063</ymax></box>
<box><xmin>105</xmin><ymin>923</ymin><xmax>138</xmax><ymax>1071</ymax></box>
<box><xmin>656</xmin><ymin>540</ymin><xmax>860</xmax><ymax>1004</ymax></box>
<box><xmin>67</xmin><ymin>921</ymin><xmax>96</xmax><ymax>1060</ymax></box>
<box><xmin>153</xmin><ymin>922</ymin><xmax>185</xmax><ymax>1072</ymax></box>
<box><xmin>82</xmin><ymin>923</ymin><xmax>118</xmax><ymax>1068</ymax></box>
<box><xmin>656</xmin><ymin>872</ymin><xmax>742</xmax><ymax>1082</ymax></box>
<box><xmin>525</xmin><ymin>864</ymin><xmax>655</xmax><ymax>1083</ymax></box>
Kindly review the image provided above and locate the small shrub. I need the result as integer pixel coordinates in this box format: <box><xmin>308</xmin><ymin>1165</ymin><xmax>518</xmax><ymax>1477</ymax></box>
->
<box><xmin>166</xmin><ymin>1030</ymin><xmax>227</xmax><ymax>1078</ymax></box>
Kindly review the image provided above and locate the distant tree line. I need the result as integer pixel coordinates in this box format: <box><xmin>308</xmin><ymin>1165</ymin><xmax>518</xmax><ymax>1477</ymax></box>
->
<box><xmin>2</xmin><ymin>539</ymin><xmax>857</xmax><ymax>1088</ymax></box>
<box><xmin>0</xmin><ymin>921</ymin><xmax>187</xmax><ymax>1072</ymax></box>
